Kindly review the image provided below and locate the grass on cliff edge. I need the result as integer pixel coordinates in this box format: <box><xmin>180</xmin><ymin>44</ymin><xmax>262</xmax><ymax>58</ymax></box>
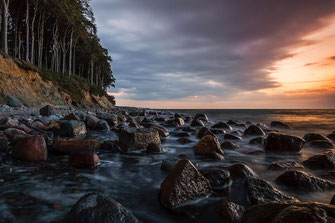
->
<box><xmin>39</xmin><ymin>70</ymin><xmax>115</xmax><ymax>105</ymax></box>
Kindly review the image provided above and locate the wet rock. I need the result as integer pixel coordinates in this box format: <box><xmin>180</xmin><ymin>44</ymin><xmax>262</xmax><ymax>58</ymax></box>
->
<box><xmin>63</xmin><ymin>192</ymin><xmax>139</xmax><ymax>223</ymax></box>
<box><xmin>224</xmin><ymin>134</ymin><xmax>242</xmax><ymax>140</ymax></box>
<box><xmin>275</xmin><ymin>170</ymin><xmax>335</xmax><ymax>192</ymax></box>
<box><xmin>175</xmin><ymin>117</ymin><xmax>185</xmax><ymax>126</ymax></box>
<box><xmin>101</xmin><ymin>141</ymin><xmax>121</xmax><ymax>153</ymax></box>
<box><xmin>63</xmin><ymin>113</ymin><xmax>81</xmax><ymax>121</ymax></box>
<box><xmin>221</xmin><ymin>141</ymin><xmax>239</xmax><ymax>149</ymax></box>
<box><xmin>264</xmin><ymin>132</ymin><xmax>305</xmax><ymax>153</ymax></box>
<box><xmin>231</xmin><ymin>130</ymin><xmax>243</xmax><ymax>136</ymax></box>
<box><xmin>177</xmin><ymin>137</ymin><xmax>192</xmax><ymax>144</ymax></box>
<box><xmin>59</xmin><ymin>120</ymin><xmax>86</xmax><ymax>137</ymax></box>
<box><xmin>244</xmin><ymin>125</ymin><xmax>265</xmax><ymax>136</ymax></box>
<box><xmin>146</xmin><ymin>143</ymin><xmax>166</xmax><ymax>153</ymax></box>
<box><xmin>320</xmin><ymin>171</ymin><xmax>335</xmax><ymax>181</ymax></box>
<box><xmin>235</xmin><ymin>123</ymin><xmax>247</xmax><ymax>129</ymax></box>
<box><xmin>68</xmin><ymin>152</ymin><xmax>100</xmax><ymax>168</ymax></box>
<box><xmin>248</xmin><ymin>136</ymin><xmax>265</xmax><ymax>145</ymax></box>
<box><xmin>4</xmin><ymin>127</ymin><xmax>27</xmax><ymax>144</ymax></box>
<box><xmin>242</xmin><ymin>202</ymin><xmax>335</xmax><ymax>223</ymax></box>
<box><xmin>97</xmin><ymin>113</ymin><xmax>118</xmax><ymax>126</ymax></box>
<box><xmin>268</xmin><ymin>161</ymin><xmax>303</xmax><ymax>171</ymax></box>
<box><xmin>211</xmin><ymin>122</ymin><xmax>232</xmax><ymax>130</ymax></box>
<box><xmin>53</xmin><ymin>140</ymin><xmax>101</xmax><ymax>154</ymax></box>
<box><xmin>216</xmin><ymin>202</ymin><xmax>245</xmax><ymax>223</ymax></box>
<box><xmin>196</xmin><ymin>127</ymin><xmax>215</xmax><ymax>139</ymax></box>
<box><xmin>256</xmin><ymin>123</ymin><xmax>269</xmax><ymax>130</ymax></box>
<box><xmin>327</xmin><ymin>134</ymin><xmax>335</xmax><ymax>142</ymax></box>
<box><xmin>200</xmin><ymin>166</ymin><xmax>232</xmax><ymax>190</ymax></box>
<box><xmin>270</xmin><ymin>121</ymin><xmax>291</xmax><ymax>129</ymax></box>
<box><xmin>0</xmin><ymin>132</ymin><xmax>8</xmax><ymax>153</ymax></box>
<box><xmin>154</xmin><ymin>117</ymin><xmax>165</xmax><ymax>122</ymax></box>
<box><xmin>303</xmin><ymin>151</ymin><xmax>335</xmax><ymax>170</ymax></box>
<box><xmin>0</xmin><ymin>117</ymin><xmax>18</xmax><ymax>129</ymax></box>
<box><xmin>40</xmin><ymin>105</ymin><xmax>54</xmax><ymax>117</ymax></box>
<box><xmin>174</xmin><ymin>113</ymin><xmax>182</xmax><ymax>119</ymax></box>
<box><xmin>164</xmin><ymin>119</ymin><xmax>180</xmax><ymax>127</ymax></box>
<box><xmin>13</xmin><ymin>135</ymin><xmax>47</xmax><ymax>161</ymax></box>
<box><xmin>310</xmin><ymin>140</ymin><xmax>334</xmax><ymax>149</ymax></box>
<box><xmin>148</xmin><ymin>125</ymin><xmax>169</xmax><ymax>137</ymax></box>
<box><xmin>194</xmin><ymin>113</ymin><xmax>209</xmax><ymax>122</ymax></box>
<box><xmin>227</xmin><ymin>120</ymin><xmax>239</xmax><ymax>125</ymax></box>
<box><xmin>128</xmin><ymin>118</ymin><xmax>142</xmax><ymax>128</ymax></box>
<box><xmin>190</xmin><ymin>119</ymin><xmax>205</xmax><ymax>127</ymax></box>
<box><xmin>304</xmin><ymin>133</ymin><xmax>331</xmax><ymax>142</ymax></box>
<box><xmin>210</xmin><ymin>129</ymin><xmax>226</xmax><ymax>134</ymax></box>
<box><xmin>95</xmin><ymin>120</ymin><xmax>110</xmax><ymax>131</ymax></box>
<box><xmin>161</xmin><ymin>158</ymin><xmax>179</xmax><ymax>172</ymax></box>
<box><xmin>119</xmin><ymin>127</ymin><xmax>161</xmax><ymax>152</ymax></box>
<box><xmin>159</xmin><ymin>159</ymin><xmax>212</xmax><ymax>209</ymax></box>
<box><xmin>229</xmin><ymin>163</ymin><xmax>256</xmax><ymax>179</ymax></box>
<box><xmin>331</xmin><ymin>195</ymin><xmax>335</xmax><ymax>205</ymax></box>
<box><xmin>245</xmin><ymin>177</ymin><xmax>298</xmax><ymax>205</ymax></box>
<box><xmin>86</xmin><ymin>115</ymin><xmax>100</xmax><ymax>129</ymax></box>
<box><xmin>194</xmin><ymin>135</ymin><xmax>224</xmax><ymax>159</ymax></box>
<box><xmin>31</xmin><ymin>120</ymin><xmax>47</xmax><ymax>131</ymax></box>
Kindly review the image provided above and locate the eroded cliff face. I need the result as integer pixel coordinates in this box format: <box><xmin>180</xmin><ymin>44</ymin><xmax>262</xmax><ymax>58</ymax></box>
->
<box><xmin>0</xmin><ymin>52</ymin><xmax>115</xmax><ymax>109</ymax></box>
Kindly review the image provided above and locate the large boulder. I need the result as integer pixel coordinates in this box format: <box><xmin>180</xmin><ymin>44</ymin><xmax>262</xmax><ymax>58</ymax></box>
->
<box><xmin>224</xmin><ymin>134</ymin><xmax>242</xmax><ymax>140</ymax></box>
<box><xmin>60</xmin><ymin>120</ymin><xmax>86</xmax><ymax>137</ymax></box>
<box><xmin>245</xmin><ymin>177</ymin><xmax>298</xmax><ymax>205</ymax></box>
<box><xmin>268</xmin><ymin>161</ymin><xmax>303</xmax><ymax>171</ymax></box>
<box><xmin>310</xmin><ymin>140</ymin><xmax>334</xmax><ymax>149</ymax></box>
<box><xmin>159</xmin><ymin>160</ymin><xmax>212</xmax><ymax>209</ymax></box>
<box><xmin>86</xmin><ymin>115</ymin><xmax>100</xmax><ymax>129</ymax></box>
<box><xmin>146</xmin><ymin>143</ymin><xmax>166</xmax><ymax>153</ymax></box>
<box><xmin>275</xmin><ymin>170</ymin><xmax>335</xmax><ymax>192</ymax></box>
<box><xmin>69</xmin><ymin>152</ymin><xmax>100</xmax><ymax>168</ymax></box>
<box><xmin>190</xmin><ymin>119</ymin><xmax>205</xmax><ymax>127</ymax></box>
<box><xmin>264</xmin><ymin>133</ymin><xmax>305</xmax><ymax>153</ymax></box>
<box><xmin>40</xmin><ymin>105</ymin><xmax>54</xmax><ymax>117</ymax></box>
<box><xmin>196</xmin><ymin>127</ymin><xmax>215</xmax><ymax>139</ymax></box>
<box><xmin>221</xmin><ymin>141</ymin><xmax>239</xmax><ymax>149</ymax></box>
<box><xmin>200</xmin><ymin>166</ymin><xmax>232</xmax><ymax>190</ymax></box>
<box><xmin>303</xmin><ymin>151</ymin><xmax>335</xmax><ymax>170</ymax></box>
<box><xmin>13</xmin><ymin>135</ymin><xmax>47</xmax><ymax>161</ymax></box>
<box><xmin>97</xmin><ymin>113</ymin><xmax>118</xmax><ymax>126</ymax></box>
<box><xmin>211</xmin><ymin>122</ymin><xmax>232</xmax><ymax>130</ymax></box>
<box><xmin>63</xmin><ymin>193</ymin><xmax>139</xmax><ymax>223</ymax></box>
<box><xmin>229</xmin><ymin>163</ymin><xmax>256</xmax><ymax>179</ymax></box>
<box><xmin>248</xmin><ymin>136</ymin><xmax>265</xmax><ymax>146</ymax></box>
<box><xmin>304</xmin><ymin>133</ymin><xmax>331</xmax><ymax>142</ymax></box>
<box><xmin>244</xmin><ymin>125</ymin><xmax>265</xmax><ymax>136</ymax></box>
<box><xmin>53</xmin><ymin>140</ymin><xmax>101</xmax><ymax>154</ymax></box>
<box><xmin>194</xmin><ymin>113</ymin><xmax>209</xmax><ymax>122</ymax></box>
<box><xmin>119</xmin><ymin>127</ymin><xmax>161</xmax><ymax>152</ymax></box>
<box><xmin>194</xmin><ymin>135</ymin><xmax>224</xmax><ymax>160</ymax></box>
<box><xmin>242</xmin><ymin>202</ymin><xmax>335</xmax><ymax>223</ymax></box>
<box><xmin>216</xmin><ymin>202</ymin><xmax>245</xmax><ymax>223</ymax></box>
<box><xmin>270</xmin><ymin>121</ymin><xmax>290</xmax><ymax>129</ymax></box>
<box><xmin>95</xmin><ymin>120</ymin><xmax>110</xmax><ymax>131</ymax></box>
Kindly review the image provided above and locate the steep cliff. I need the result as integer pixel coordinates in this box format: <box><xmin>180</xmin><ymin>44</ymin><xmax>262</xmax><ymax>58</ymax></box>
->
<box><xmin>0</xmin><ymin>52</ymin><xmax>115</xmax><ymax>109</ymax></box>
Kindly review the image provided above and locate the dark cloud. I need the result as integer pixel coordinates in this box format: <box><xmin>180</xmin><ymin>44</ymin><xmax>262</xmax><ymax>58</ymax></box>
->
<box><xmin>91</xmin><ymin>0</ymin><xmax>335</xmax><ymax>101</ymax></box>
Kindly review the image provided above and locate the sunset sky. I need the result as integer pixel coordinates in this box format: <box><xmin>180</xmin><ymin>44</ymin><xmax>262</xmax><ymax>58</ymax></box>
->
<box><xmin>92</xmin><ymin>0</ymin><xmax>335</xmax><ymax>109</ymax></box>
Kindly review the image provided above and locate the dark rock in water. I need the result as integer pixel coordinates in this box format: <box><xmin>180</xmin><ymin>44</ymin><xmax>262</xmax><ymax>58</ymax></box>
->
<box><xmin>227</xmin><ymin>120</ymin><xmax>239</xmax><ymax>125</ymax></box>
<box><xmin>216</xmin><ymin>202</ymin><xmax>245</xmax><ymax>223</ymax></box>
<box><xmin>69</xmin><ymin>152</ymin><xmax>100</xmax><ymax>168</ymax></box>
<box><xmin>196</xmin><ymin>127</ymin><xmax>215</xmax><ymax>139</ymax></box>
<box><xmin>95</xmin><ymin>120</ymin><xmax>110</xmax><ymax>131</ymax></box>
<box><xmin>200</xmin><ymin>166</ymin><xmax>232</xmax><ymax>190</ymax></box>
<box><xmin>146</xmin><ymin>143</ymin><xmax>166</xmax><ymax>153</ymax></box>
<box><xmin>60</xmin><ymin>120</ymin><xmax>86</xmax><ymax>137</ymax></box>
<box><xmin>194</xmin><ymin>113</ymin><xmax>209</xmax><ymax>122</ymax></box>
<box><xmin>174</xmin><ymin>117</ymin><xmax>185</xmax><ymax>126</ymax></box>
<box><xmin>0</xmin><ymin>132</ymin><xmax>8</xmax><ymax>154</ymax></box>
<box><xmin>4</xmin><ymin>127</ymin><xmax>27</xmax><ymax>145</ymax></box>
<box><xmin>101</xmin><ymin>141</ymin><xmax>121</xmax><ymax>153</ymax></box>
<box><xmin>164</xmin><ymin>119</ymin><xmax>180</xmax><ymax>127</ymax></box>
<box><xmin>221</xmin><ymin>141</ymin><xmax>239</xmax><ymax>149</ymax></box>
<box><xmin>256</xmin><ymin>123</ymin><xmax>269</xmax><ymax>130</ymax></box>
<box><xmin>159</xmin><ymin>159</ymin><xmax>212</xmax><ymax>209</ymax></box>
<box><xmin>177</xmin><ymin>137</ymin><xmax>192</xmax><ymax>144</ymax></box>
<box><xmin>268</xmin><ymin>161</ymin><xmax>303</xmax><ymax>171</ymax></box>
<box><xmin>231</xmin><ymin>130</ymin><xmax>243</xmax><ymax>136</ymax></box>
<box><xmin>248</xmin><ymin>136</ymin><xmax>265</xmax><ymax>145</ymax></box>
<box><xmin>304</xmin><ymin>132</ymin><xmax>331</xmax><ymax>142</ymax></box>
<box><xmin>235</xmin><ymin>123</ymin><xmax>247</xmax><ymax>129</ymax></box>
<box><xmin>194</xmin><ymin>135</ymin><xmax>224</xmax><ymax>160</ymax></box>
<box><xmin>275</xmin><ymin>170</ymin><xmax>335</xmax><ymax>192</ymax></box>
<box><xmin>310</xmin><ymin>140</ymin><xmax>334</xmax><ymax>149</ymax></box>
<box><xmin>128</xmin><ymin>118</ymin><xmax>142</xmax><ymax>128</ymax></box>
<box><xmin>331</xmin><ymin>195</ymin><xmax>335</xmax><ymax>205</ymax></box>
<box><xmin>40</xmin><ymin>105</ymin><xmax>54</xmax><ymax>117</ymax></box>
<box><xmin>242</xmin><ymin>202</ymin><xmax>335</xmax><ymax>223</ymax></box>
<box><xmin>210</xmin><ymin>129</ymin><xmax>226</xmax><ymax>135</ymax></box>
<box><xmin>190</xmin><ymin>119</ymin><xmax>205</xmax><ymax>127</ymax></box>
<box><xmin>244</xmin><ymin>125</ymin><xmax>265</xmax><ymax>136</ymax></box>
<box><xmin>270</xmin><ymin>121</ymin><xmax>291</xmax><ymax>129</ymax></box>
<box><xmin>119</xmin><ymin>127</ymin><xmax>161</xmax><ymax>152</ymax></box>
<box><xmin>161</xmin><ymin>158</ymin><xmax>179</xmax><ymax>172</ymax></box>
<box><xmin>211</xmin><ymin>122</ymin><xmax>232</xmax><ymax>130</ymax></box>
<box><xmin>63</xmin><ymin>192</ymin><xmax>139</xmax><ymax>223</ymax></box>
<box><xmin>86</xmin><ymin>115</ymin><xmax>100</xmax><ymax>129</ymax></box>
<box><xmin>175</xmin><ymin>126</ymin><xmax>196</xmax><ymax>133</ymax></box>
<box><xmin>13</xmin><ymin>135</ymin><xmax>47</xmax><ymax>161</ymax></box>
<box><xmin>224</xmin><ymin>134</ymin><xmax>242</xmax><ymax>141</ymax></box>
<box><xmin>154</xmin><ymin>116</ymin><xmax>165</xmax><ymax>122</ymax></box>
<box><xmin>327</xmin><ymin>134</ymin><xmax>335</xmax><ymax>142</ymax></box>
<box><xmin>229</xmin><ymin>163</ymin><xmax>256</xmax><ymax>179</ymax></box>
<box><xmin>174</xmin><ymin>113</ymin><xmax>182</xmax><ymax>119</ymax></box>
<box><xmin>303</xmin><ymin>151</ymin><xmax>335</xmax><ymax>170</ymax></box>
<box><xmin>264</xmin><ymin>132</ymin><xmax>305</xmax><ymax>153</ymax></box>
<box><xmin>53</xmin><ymin>140</ymin><xmax>101</xmax><ymax>154</ymax></box>
<box><xmin>245</xmin><ymin>177</ymin><xmax>298</xmax><ymax>205</ymax></box>
<box><xmin>171</xmin><ymin>131</ymin><xmax>190</xmax><ymax>137</ymax></box>
<box><xmin>148</xmin><ymin>125</ymin><xmax>169</xmax><ymax>137</ymax></box>
<box><xmin>320</xmin><ymin>171</ymin><xmax>335</xmax><ymax>181</ymax></box>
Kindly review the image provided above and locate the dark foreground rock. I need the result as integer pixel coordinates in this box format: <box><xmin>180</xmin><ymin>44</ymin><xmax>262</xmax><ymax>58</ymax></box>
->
<box><xmin>194</xmin><ymin>135</ymin><xmax>224</xmax><ymax>160</ymax></box>
<box><xmin>63</xmin><ymin>192</ymin><xmax>139</xmax><ymax>223</ymax></box>
<box><xmin>245</xmin><ymin>177</ymin><xmax>298</xmax><ymax>205</ymax></box>
<box><xmin>60</xmin><ymin>120</ymin><xmax>86</xmax><ymax>137</ymax></box>
<box><xmin>242</xmin><ymin>202</ymin><xmax>335</xmax><ymax>223</ymax></box>
<box><xmin>229</xmin><ymin>163</ymin><xmax>256</xmax><ymax>179</ymax></box>
<box><xmin>216</xmin><ymin>202</ymin><xmax>245</xmax><ymax>223</ymax></box>
<box><xmin>146</xmin><ymin>143</ymin><xmax>166</xmax><ymax>153</ymax></box>
<box><xmin>161</xmin><ymin>158</ymin><xmax>179</xmax><ymax>172</ymax></box>
<box><xmin>264</xmin><ymin>132</ymin><xmax>305</xmax><ymax>153</ymax></box>
<box><xmin>160</xmin><ymin>160</ymin><xmax>212</xmax><ymax>209</ymax></box>
<box><xmin>304</xmin><ymin>132</ymin><xmax>331</xmax><ymax>142</ymax></box>
<box><xmin>303</xmin><ymin>151</ymin><xmax>335</xmax><ymax>170</ymax></box>
<box><xmin>244</xmin><ymin>125</ymin><xmax>265</xmax><ymax>136</ymax></box>
<box><xmin>268</xmin><ymin>161</ymin><xmax>303</xmax><ymax>171</ymax></box>
<box><xmin>200</xmin><ymin>166</ymin><xmax>232</xmax><ymax>190</ymax></box>
<box><xmin>248</xmin><ymin>136</ymin><xmax>265</xmax><ymax>146</ymax></box>
<box><xmin>13</xmin><ymin>135</ymin><xmax>47</xmax><ymax>161</ymax></box>
<box><xmin>69</xmin><ymin>152</ymin><xmax>100</xmax><ymax>168</ymax></box>
<box><xmin>40</xmin><ymin>105</ymin><xmax>54</xmax><ymax>117</ymax></box>
<box><xmin>275</xmin><ymin>170</ymin><xmax>335</xmax><ymax>192</ymax></box>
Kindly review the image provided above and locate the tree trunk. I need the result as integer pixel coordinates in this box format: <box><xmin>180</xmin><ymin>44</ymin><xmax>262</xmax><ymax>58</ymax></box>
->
<box><xmin>1</xmin><ymin>0</ymin><xmax>9</xmax><ymax>54</ymax></box>
<box><xmin>68</xmin><ymin>29</ymin><xmax>74</xmax><ymax>76</ymax></box>
<box><xmin>25</xmin><ymin>0</ymin><xmax>30</xmax><ymax>62</ymax></box>
<box><xmin>37</xmin><ymin>10</ymin><xmax>45</xmax><ymax>68</ymax></box>
<box><xmin>30</xmin><ymin>1</ymin><xmax>38</xmax><ymax>64</ymax></box>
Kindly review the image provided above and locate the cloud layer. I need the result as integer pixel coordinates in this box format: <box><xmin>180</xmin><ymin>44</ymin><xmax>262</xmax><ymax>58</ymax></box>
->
<box><xmin>91</xmin><ymin>0</ymin><xmax>335</xmax><ymax>103</ymax></box>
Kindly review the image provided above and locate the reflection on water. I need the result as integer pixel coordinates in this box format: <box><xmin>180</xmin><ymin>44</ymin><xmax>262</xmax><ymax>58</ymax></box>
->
<box><xmin>0</xmin><ymin>109</ymin><xmax>334</xmax><ymax>222</ymax></box>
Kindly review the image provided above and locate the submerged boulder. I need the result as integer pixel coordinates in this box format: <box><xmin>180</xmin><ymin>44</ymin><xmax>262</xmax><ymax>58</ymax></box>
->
<box><xmin>194</xmin><ymin>135</ymin><xmax>224</xmax><ymax>160</ymax></box>
<box><xmin>119</xmin><ymin>127</ymin><xmax>161</xmax><ymax>152</ymax></box>
<box><xmin>264</xmin><ymin>132</ymin><xmax>305</xmax><ymax>153</ymax></box>
<box><xmin>69</xmin><ymin>152</ymin><xmax>100</xmax><ymax>168</ymax></box>
<box><xmin>160</xmin><ymin>160</ymin><xmax>212</xmax><ymax>209</ymax></box>
<box><xmin>275</xmin><ymin>170</ymin><xmax>335</xmax><ymax>192</ymax></box>
<box><xmin>303</xmin><ymin>151</ymin><xmax>335</xmax><ymax>170</ymax></box>
<box><xmin>13</xmin><ymin>135</ymin><xmax>47</xmax><ymax>161</ymax></box>
<box><xmin>216</xmin><ymin>202</ymin><xmax>245</xmax><ymax>223</ymax></box>
<box><xmin>53</xmin><ymin>140</ymin><xmax>101</xmax><ymax>154</ymax></box>
<box><xmin>244</xmin><ymin>125</ymin><xmax>265</xmax><ymax>136</ymax></box>
<box><xmin>63</xmin><ymin>193</ymin><xmax>139</xmax><ymax>223</ymax></box>
<box><xmin>245</xmin><ymin>177</ymin><xmax>298</xmax><ymax>205</ymax></box>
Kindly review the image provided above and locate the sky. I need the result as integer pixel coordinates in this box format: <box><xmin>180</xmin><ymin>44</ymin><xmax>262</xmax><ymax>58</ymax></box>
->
<box><xmin>91</xmin><ymin>0</ymin><xmax>335</xmax><ymax>109</ymax></box>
